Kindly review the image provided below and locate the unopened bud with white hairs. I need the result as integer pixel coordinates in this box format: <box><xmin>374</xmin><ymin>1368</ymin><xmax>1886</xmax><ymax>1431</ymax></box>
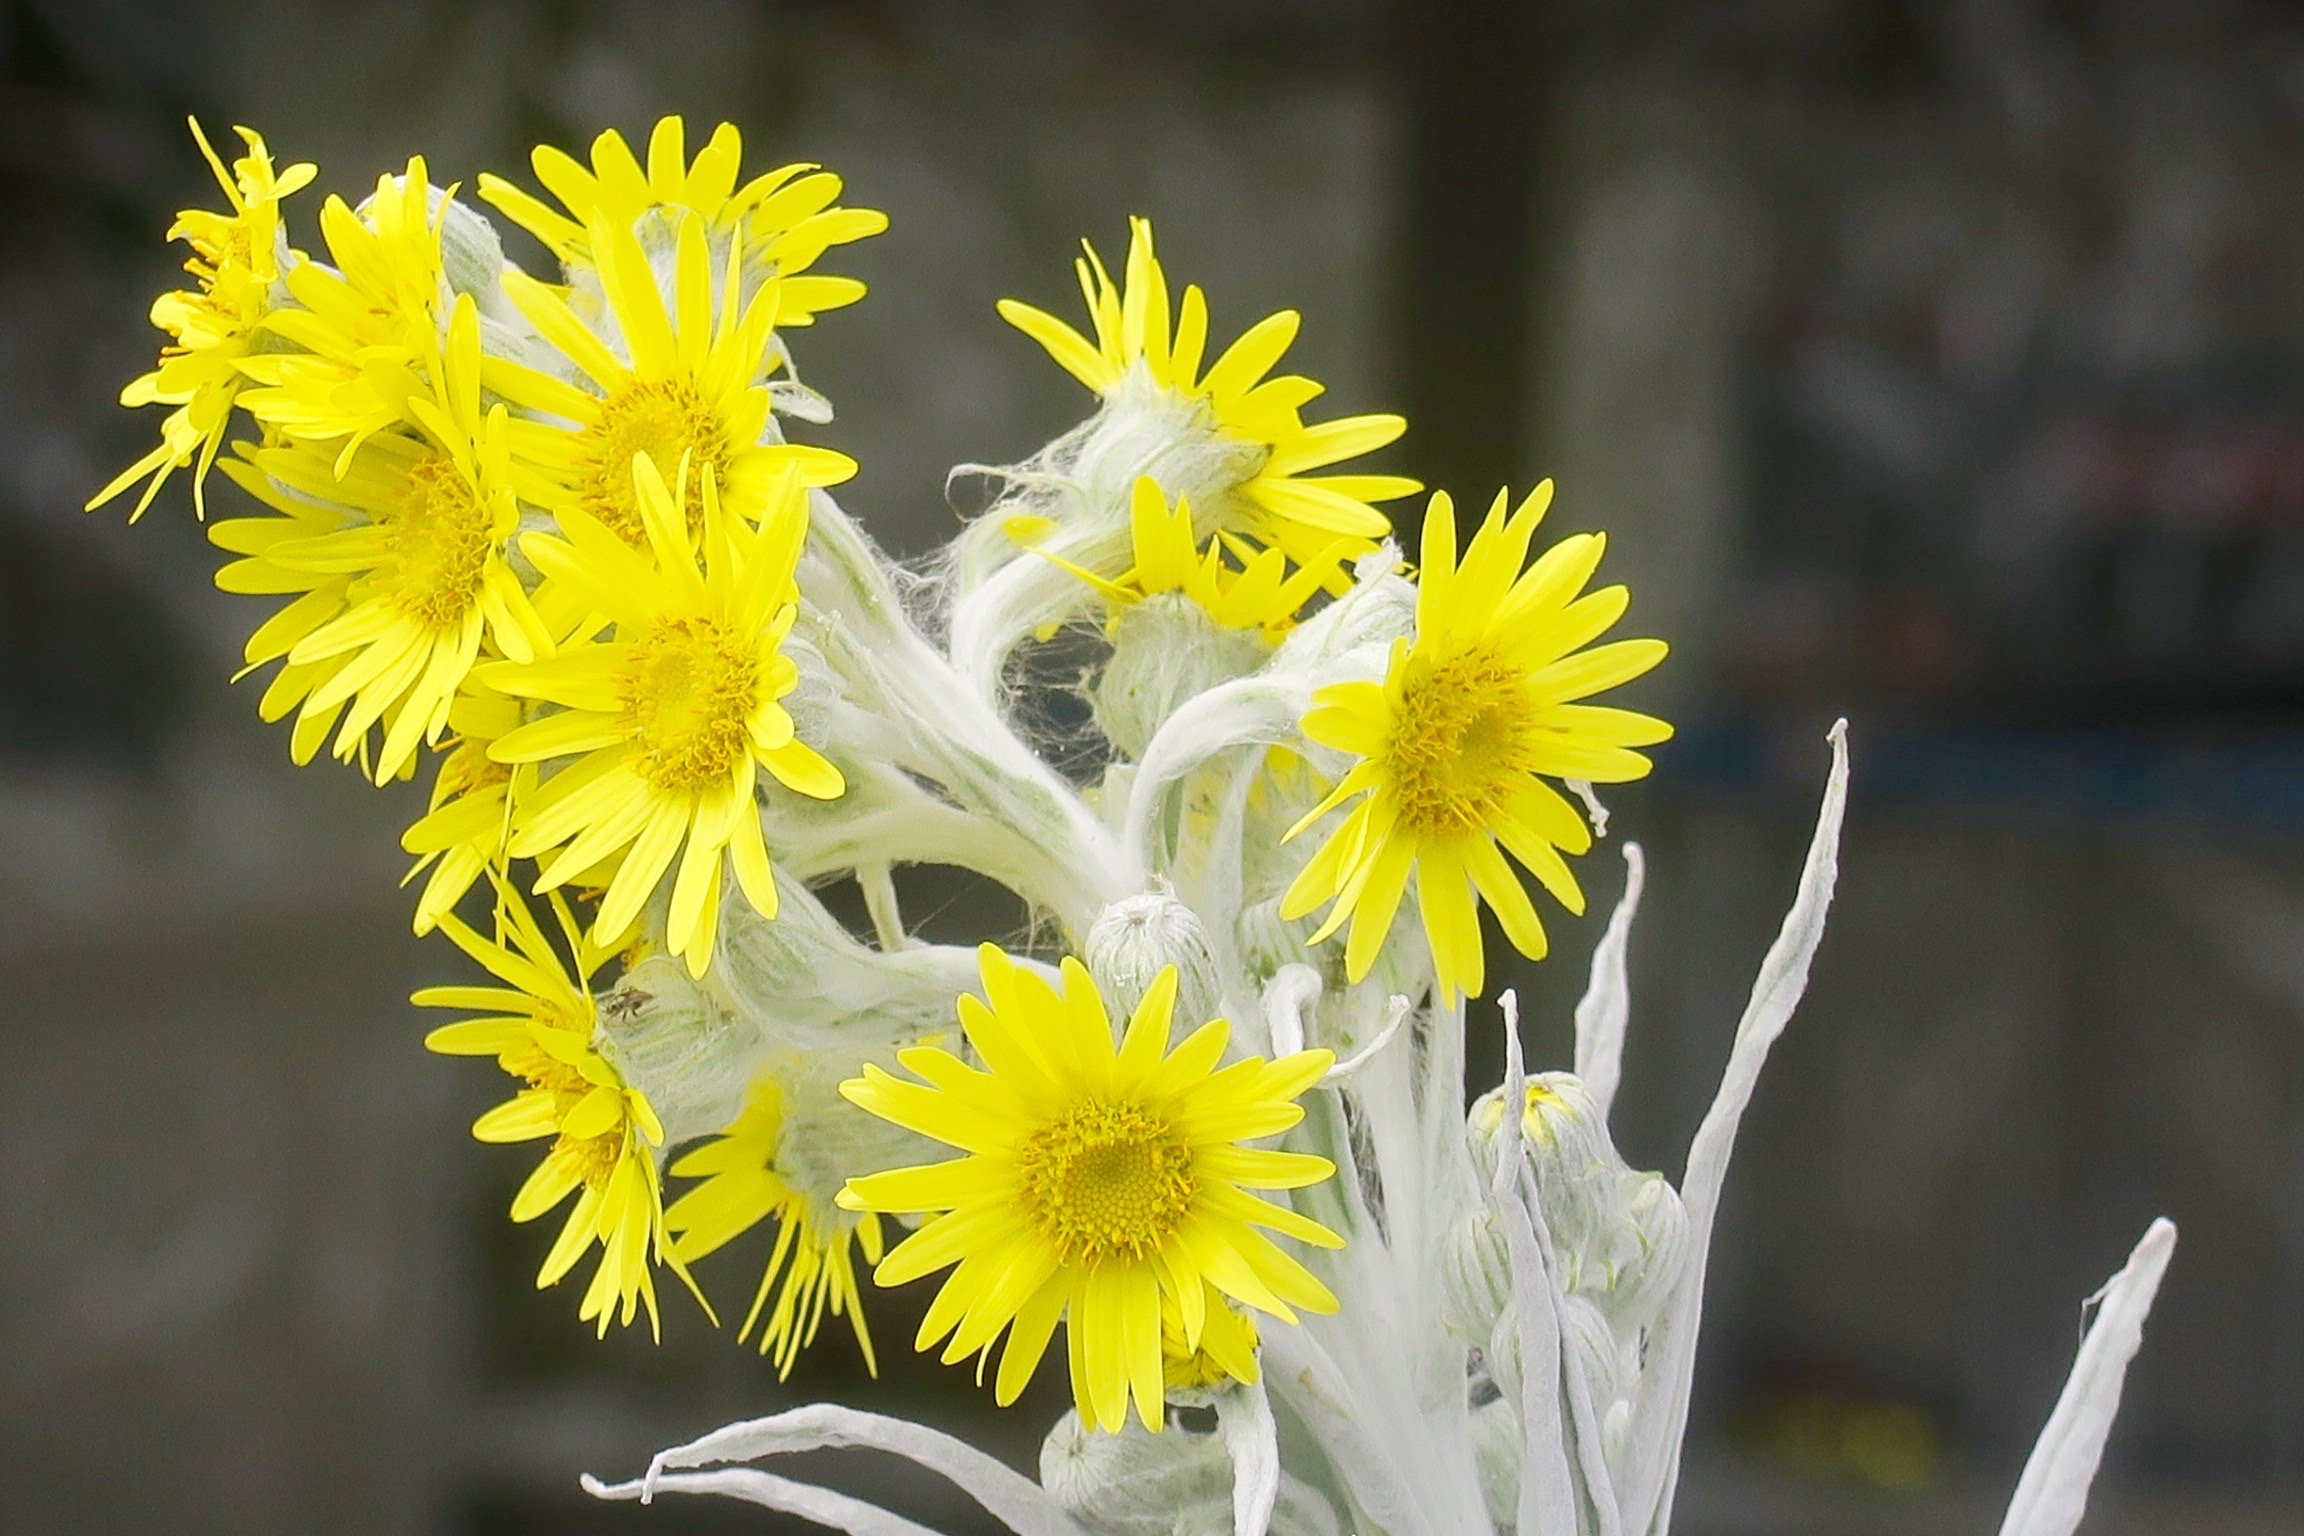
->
<box><xmin>1085</xmin><ymin>890</ymin><xmax>1225</xmax><ymax>1028</ymax></box>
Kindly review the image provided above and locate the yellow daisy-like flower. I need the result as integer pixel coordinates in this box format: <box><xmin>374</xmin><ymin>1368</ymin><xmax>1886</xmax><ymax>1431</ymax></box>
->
<box><xmin>836</xmin><ymin>946</ymin><xmax>1342</xmax><ymax>1434</ymax></box>
<box><xmin>1162</xmin><ymin>1284</ymin><xmax>1261</xmax><ymax>1393</ymax></box>
<box><xmin>401</xmin><ymin>681</ymin><xmax>528</xmax><ymax>935</ymax></box>
<box><xmin>478</xmin><ymin>114</ymin><xmax>886</xmax><ymax>329</ymax></box>
<box><xmin>487</xmin><ymin>205</ymin><xmax>855</xmax><ymax>545</ymax></box>
<box><xmin>237</xmin><ymin>156</ymin><xmax>454</xmax><ymax>464</ymax></box>
<box><xmin>486</xmin><ymin>454</ymin><xmax>844</xmax><ymax>975</ymax></box>
<box><xmin>211</xmin><ymin>295</ymin><xmax>553</xmax><ymax>783</ymax></box>
<box><xmin>1050</xmin><ymin>476</ymin><xmax>1346</xmax><ymax>641</ymax></box>
<box><xmin>420</xmin><ymin>883</ymin><xmax>696</xmax><ymax>1337</ymax></box>
<box><xmin>1280</xmin><ymin>484</ymin><xmax>1673</xmax><ymax>1003</ymax></box>
<box><xmin>664</xmin><ymin>1073</ymin><xmax>886</xmax><ymax>1378</ymax></box>
<box><xmin>998</xmin><ymin>217</ymin><xmax>1418</xmax><ymax>569</ymax></box>
<box><xmin>90</xmin><ymin>119</ymin><xmax>313</xmax><ymax>521</ymax></box>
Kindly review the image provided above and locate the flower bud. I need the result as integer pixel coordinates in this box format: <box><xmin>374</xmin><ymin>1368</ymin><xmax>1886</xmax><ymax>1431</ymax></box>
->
<box><xmin>593</xmin><ymin>955</ymin><xmax>752</xmax><ymax>1146</ymax></box>
<box><xmin>756</xmin><ymin>1047</ymin><xmax>943</xmax><ymax>1220</ymax></box>
<box><xmin>436</xmin><ymin>194</ymin><xmax>511</xmax><ymax>310</ymax></box>
<box><xmin>1038</xmin><ymin>1411</ymin><xmax>1235</xmax><ymax>1536</ymax></box>
<box><xmin>1038</xmin><ymin>1407</ymin><xmax>1340</xmax><ymax>1536</ymax></box>
<box><xmin>1234</xmin><ymin>894</ymin><xmax>1320</xmax><ymax>984</ymax></box>
<box><xmin>1085</xmin><ymin>891</ymin><xmax>1224</xmax><ymax>1027</ymax></box>
<box><xmin>1266</xmin><ymin>551</ymin><xmax>1414</xmax><ymax>679</ymax></box>
<box><xmin>1608</xmin><ymin>1167</ymin><xmax>1690</xmax><ymax>1332</ymax></box>
<box><xmin>1441</xmin><ymin>1207</ymin><xmax>1513</xmax><ymax>1342</ymax></box>
<box><xmin>1466</xmin><ymin>1070</ymin><xmax>1689</xmax><ymax>1326</ymax></box>
<box><xmin>1485</xmin><ymin>1301</ymin><xmax>1526</xmax><ymax>1410</ymax></box>
<box><xmin>1092</xmin><ymin>595</ymin><xmax>1271</xmax><ymax>760</ymax></box>
<box><xmin>1468</xmin><ymin>1397</ymin><xmax>1522</xmax><ymax>1527</ymax></box>
<box><xmin>1560</xmin><ymin>1291</ymin><xmax>1635</xmax><ymax>1416</ymax></box>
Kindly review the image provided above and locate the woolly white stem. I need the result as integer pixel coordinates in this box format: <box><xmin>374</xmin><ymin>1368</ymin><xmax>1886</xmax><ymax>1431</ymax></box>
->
<box><xmin>1256</xmin><ymin>1321</ymin><xmax>1438</xmax><ymax>1536</ymax></box>
<box><xmin>945</xmin><ymin>528</ymin><xmax>1111</xmax><ymax>703</ymax></box>
<box><xmin>858</xmin><ymin>861</ymin><xmax>908</xmax><ymax>950</ymax></box>
<box><xmin>769</xmin><ymin>763</ymin><xmax>1102</xmax><ymax>923</ymax></box>
<box><xmin>802</xmin><ymin>492</ymin><xmax>1126</xmax><ymax>925</ymax></box>
<box><xmin>1322</xmin><ymin>995</ymin><xmax>1408</xmax><ymax>1082</ymax></box>
<box><xmin>1122</xmin><ymin>677</ymin><xmax>1306</xmax><ymax>888</ymax></box>
<box><xmin>1262</xmin><ymin>965</ymin><xmax>1321</xmax><ymax>1058</ymax></box>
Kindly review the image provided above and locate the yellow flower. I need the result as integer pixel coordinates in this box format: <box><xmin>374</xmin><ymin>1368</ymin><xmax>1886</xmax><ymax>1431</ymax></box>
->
<box><xmin>1281</xmin><ymin>485</ymin><xmax>1673</xmax><ymax>1002</ymax></box>
<box><xmin>210</xmin><ymin>296</ymin><xmax>553</xmax><ymax>783</ymax></box>
<box><xmin>1050</xmin><ymin>476</ymin><xmax>1346</xmax><ymax>640</ymax></box>
<box><xmin>837</xmin><ymin>946</ymin><xmax>1342</xmax><ymax>1434</ymax></box>
<box><xmin>401</xmin><ymin>681</ymin><xmax>529</xmax><ymax>935</ymax></box>
<box><xmin>1163</xmin><ymin>1283</ymin><xmax>1261</xmax><ymax>1393</ymax></box>
<box><xmin>486</xmin><ymin>204</ymin><xmax>855</xmax><ymax>545</ymax></box>
<box><xmin>236</xmin><ymin>156</ymin><xmax>454</xmax><ymax>464</ymax></box>
<box><xmin>664</xmin><ymin>1073</ymin><xmax>886</xmax><ymax>1378</ymax></box>
<box><xmin>486</xmin><ymin>454</ymin><xmax>844</xmax><ymax>975</ymax></box>
<box><xmin>89</xmin><ymin>120</ymin><xmax>313</xmax><ymax>521</ymax></box>
<box><xmin>478</xmin><ymin>115</ymin><xmax>885</xmax><ymax>328</ymax></box>
<box><xmin>420</xmin><ymin>883</ymin><xmax>698</xmax><ymax>1337</ymax></box>
<box><xmin>998</xmin><ymin>217</ymin><xmax>1418</xmax><ymax>569</ymax></box>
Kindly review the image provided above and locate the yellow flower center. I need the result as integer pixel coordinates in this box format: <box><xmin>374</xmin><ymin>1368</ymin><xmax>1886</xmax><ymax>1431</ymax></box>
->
<box><xmin>1388</xmin><ymin>646</ymin><xmax>1535</xmax><ymax>838</ymax></box>
<box><xmin>507</xmin><ymin>1020</ymin><xmax>629</xmax><ymax>1189</ymax></box>
<box><xmin>1015</xmin><ymin>1101</ymin><xmax>1196</xmax><ymax>1266</ymax></box>
<box><xmin>577</xmin><ymin>377</ymin><xmax>731</xmax><ymax>542</ymax></box>
<box><xmin>186</xmin><ymin>214</ymin><xmax>249</xmax><ymax>280</ymax></box>
<box><xmin>1164</xmin><ymin>1307</ymin><xmax>1257</xmax><ymax>1391</ymax></box>
<box><xmin>507</xmin><ymin>1024</ymin><xmax>597</xmax><ymax>1100</ymax></box>
<box><xmin>377</xmin><ymin>454</ymin><xmax>497</xmax><ymax>629</ymax></box>
<box><xmin>436</xmin><ymin>737</ymin><xmax>511</xmax><ymax>800</ymax></box>
<box><xmin>554</xmin><ymin>1126</ymin><xmax>627</xmax><ymax>1189</ymax></box>
<box><xmin>618</xmin><ymin>615</ymin><xmax>759</xmax><ymax>793</ymax></box>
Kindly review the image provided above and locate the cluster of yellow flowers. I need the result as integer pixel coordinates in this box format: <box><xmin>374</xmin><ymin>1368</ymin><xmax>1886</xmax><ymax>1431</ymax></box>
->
<box><xmin>96</xmin><ymin>116</ymin><xmax>1668</xmax><ymax>1435</ymax></box>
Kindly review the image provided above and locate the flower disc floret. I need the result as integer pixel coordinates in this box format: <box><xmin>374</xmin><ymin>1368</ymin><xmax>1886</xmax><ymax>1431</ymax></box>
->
<box><xmin>1016</xmin><ymin>1101</ymin><xmax>1198</xmax><ymax>1266</ymax></box>
<box><xmin>619</xmin><ymin>615</ymin><xmax>763</xmax><ymax>792</ymax></box>
<box><xmin>377</xmin><ymin>454</ymin><xmax>497</xmax><ymax>621</ymax></box>
<box><xmin>576</xmin><ymin>378</ymin><xmax>735</xmax><ymax>543</ymax></box>
<box><xmin>1389</xmin><ymin>647</ymin><xmax>1540</xmax><ymax>838</ymax></box>
<box><xmin>837</xmin><ymin>945</ymin><xmax>1343</xmax><ymax>1434</ymax></box>
<box><xmin>1282</xmin><ymin>483</ymin><xmax>1674</xmax><ymax>1002</ymax></box>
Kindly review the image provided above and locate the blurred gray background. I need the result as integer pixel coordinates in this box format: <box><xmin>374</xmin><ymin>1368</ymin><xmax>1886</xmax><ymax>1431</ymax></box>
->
<box><xmin>4</xmin><ymin>1</ymin><xmax>2304</xmax><ymax>1532</ymax></box>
